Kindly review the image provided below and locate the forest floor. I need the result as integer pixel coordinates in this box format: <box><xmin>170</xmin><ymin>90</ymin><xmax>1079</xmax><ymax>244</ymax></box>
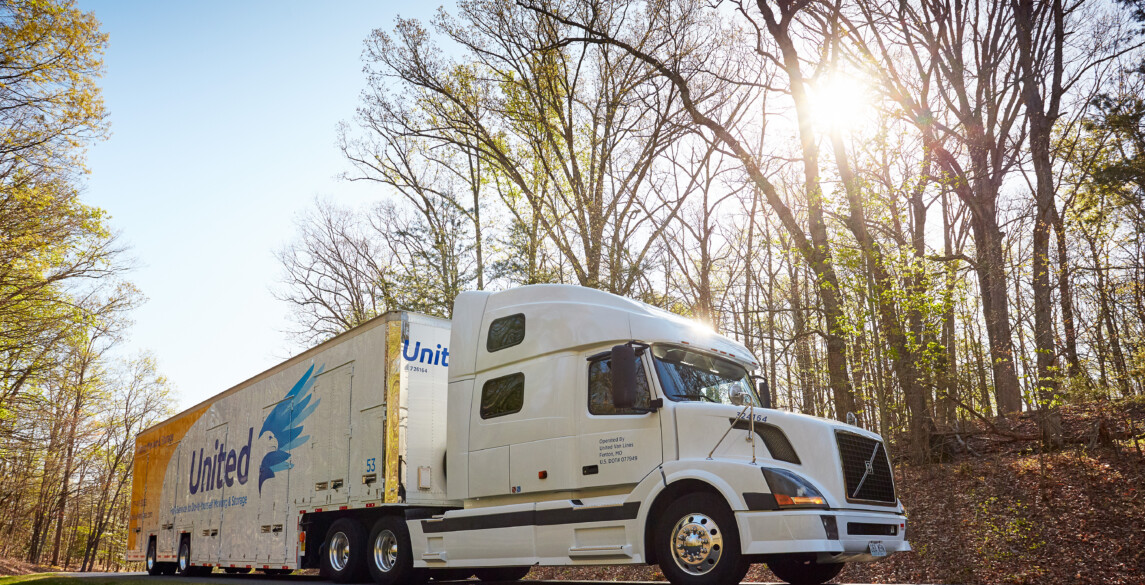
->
<box><xmin>3</xmin><ymin>398</ymin><xmax>1143</xmax><ymax>585</ymax></box>
<box><xmin>0</xmin><ymin>562</ymin><xmax>57</xmax><ymax>579</ymax></box>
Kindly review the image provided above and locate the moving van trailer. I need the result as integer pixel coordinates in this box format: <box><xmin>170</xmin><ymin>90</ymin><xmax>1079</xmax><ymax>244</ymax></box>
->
<box><xmin>128</xmin><ymin>285</ymin><xmax>909</xmax><ymax>585</ymax></box>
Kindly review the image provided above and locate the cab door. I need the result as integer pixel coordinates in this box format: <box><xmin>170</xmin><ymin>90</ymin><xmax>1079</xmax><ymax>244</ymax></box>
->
<box><xmin>576</xmin><ymin>351</ymin><xmax>663</xmax><ymax>489</ymax></box>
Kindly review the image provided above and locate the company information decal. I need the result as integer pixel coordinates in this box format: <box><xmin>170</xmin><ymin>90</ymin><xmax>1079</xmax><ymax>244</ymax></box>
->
<box><xmin>170</xmin><ymin>495</ymin><xmax>248</xmax><ymax>515</ymax></box>
<box><xmin>599</xmin><ymin>435</ymin><xmax>638</xmax><ymax>465</ymax></box>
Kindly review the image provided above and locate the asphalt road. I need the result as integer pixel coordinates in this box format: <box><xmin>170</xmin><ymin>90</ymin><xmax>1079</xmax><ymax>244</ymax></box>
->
<box><xmin>54</xmin><ymin>573</ymin><xmax>904</xmax><ymax>585</ymax></box>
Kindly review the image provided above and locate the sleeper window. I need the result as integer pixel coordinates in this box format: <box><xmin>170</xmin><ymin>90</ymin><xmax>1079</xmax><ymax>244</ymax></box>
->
<box><xmin>487</xmin><ymin>313</ymin><xmax>526</xmax><ymax>352</ymax></box>
<box><xmin>588</xmin><ymin>356</ymin><xmax>651</xmax><ymax>415</ymax></box>
<box><xmin>480</xmin><ymin>373</ymin><xmax>525</xmax><ymax>419</ymax></box>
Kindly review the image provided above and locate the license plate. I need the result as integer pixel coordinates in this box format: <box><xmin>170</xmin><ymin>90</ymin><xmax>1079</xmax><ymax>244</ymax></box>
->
<box><xmin>868</xmin><ymin>541</ymin><xmax>887</xmax><ymax>557</ymax></box>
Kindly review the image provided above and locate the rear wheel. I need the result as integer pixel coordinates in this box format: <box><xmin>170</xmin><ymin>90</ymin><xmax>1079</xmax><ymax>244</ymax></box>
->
<box><xmin>145</xmin><ymin>540</ymin><xmax>162</xmax><ymax>576</ymax></box>
<box><xmin>324</xmin><ymin>518</ymin><xmax>368</xmax><ymax>583</ymax></box>
<box><xmin>366</xmin><ymin>515</ymin><xmax>424</xmax><ymax>585</ymax></box>
<box><xmin>654</xmin><ymin>492</ymin><xmax>749</xmax><ymax>585</ymax></box>
<box><xmin>176</xmin><ymin>538</ymin><xmax>192</xmax><ymax>575</ymax></box>
<box><xmin>767</xmin><ymin>556</ymin><xmax>844</xmax><ymax>585</ymax></box>
<box><xmin>473</xmin><ymin>566</ymin><xmax>531</xmax><ymax>582</ymax></box>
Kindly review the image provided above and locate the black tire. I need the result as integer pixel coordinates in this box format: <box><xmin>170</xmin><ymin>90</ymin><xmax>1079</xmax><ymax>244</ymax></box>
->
<box><xmin>473</xmin><ymin>566</ymin><xmax>530</xmax><ymax>582</ymax></box>
<box><xmin>176</xmin><ymin>537</ymin><xmax>192</xmax><ymax>575</ymax></box>
<box><xmin>654</xmin><ymin>492</ymin><xmax>749</xmax><ymax>585</ymax></box>
<box><xmin>225</xmin><ymin>567</ymin><xmax>251</xmax><ymax>574</ymax></box>
<box><xmin>146</xmin><ymin>540</ymin><xmax>162</xmax><ymax>576</ymax></box>
<box><xmin>324</xmin><ymin>518</ymin><xmax>369</xmax><ymax>583</ymax></box>
<box><xmin>767</xmin><ymin>556</ymin><xmax>845</xmax><ymax>585</ymax></box>
<box><xmin>366</xmin><ymin>516</ymin><xmax>425</xmax><ymax>585</ymax></box>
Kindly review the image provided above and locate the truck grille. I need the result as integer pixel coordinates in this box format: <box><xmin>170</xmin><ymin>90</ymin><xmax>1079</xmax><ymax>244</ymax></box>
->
<box><xmin>835</xmin><ymin>431</ymin><xmax>896</xmax><ymax>504</ymax></box>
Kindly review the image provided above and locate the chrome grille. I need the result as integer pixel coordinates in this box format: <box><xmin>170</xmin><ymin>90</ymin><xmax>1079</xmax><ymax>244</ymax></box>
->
<box><xmin>835</xmin><ymin>430</ymin><xmax>896</xmax><ymax>504</ymax></box>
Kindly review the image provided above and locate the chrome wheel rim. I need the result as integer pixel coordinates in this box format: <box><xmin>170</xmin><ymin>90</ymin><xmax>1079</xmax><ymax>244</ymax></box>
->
<box><xmin>670</xmin><ymin>512</ymin><xmax>723</xmax><ymax>575</ymax></box>
<box><xmin>328</xmin><ymin>531</ymin><xmax>351</xmax><ymax>572</ymax></box>
<box><xmin>373</xmin><ymin>530</ymin><xmax>398</xmax><ymax>573</ymax></box>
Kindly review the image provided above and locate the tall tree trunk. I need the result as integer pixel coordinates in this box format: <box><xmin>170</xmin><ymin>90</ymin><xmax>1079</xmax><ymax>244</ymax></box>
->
<box><xmin>51</xmin><ymin>395</ymin><xmax>81</xmax><ymax>566</ymax></box>
<box><xmin>970</xmin><ymin>209</ymin><xmax>1024</xmax><ymax>414</ymax></box>
<box><xmin>760</xmin><ymin>1</ymin><xmax>855</xmax><ymax>417</ymax></box>
<box><xmin>830</xmin><ymin>127</ymin><xmax>931</xmax><ymax>459</ymax></box>
<box><xmin>1052</xmin><ymin>207</ymin><xmax>1083</xmax><ymax>380</ymax></box>
<box><xmin>1014</xmin><ymin>0</ymin><xmax>1064</xmax><ymax>446</ymax></box>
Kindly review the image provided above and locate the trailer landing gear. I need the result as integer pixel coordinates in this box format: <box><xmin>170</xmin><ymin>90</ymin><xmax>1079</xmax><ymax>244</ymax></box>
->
<box><xmin>473</xmin><ymin>566</ymin><xmax>531</xmax><ymax>582</ymax></box>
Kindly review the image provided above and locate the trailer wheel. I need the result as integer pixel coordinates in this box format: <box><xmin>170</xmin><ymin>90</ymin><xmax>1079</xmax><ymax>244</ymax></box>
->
<box><xmin>324</xmin><ymin>518</ymin><xmax>368</xmax><ymax>583</ymax></box>
<box><xmin>366</xmin><ymin>516</ymin><xmax>424</xmax><ymax>585</ymax></box>
<box><xmin>654</xmin><ymin>492</ymin><xmax>749</xmax><ymax>585</ymax></box>
<box><xmin>145</xmin><ymin>540</ymin><xmax>162</xmax><ymax>576</ymax></box>
<box><xmin>176</xmin><ymin>537</ymin><xmax>192</xmax><ymax>575</ymax></box>
<box><xmin>473</xmin><ymin>566</ymin><xmax>530</xmax><ymax>582</ymax></box>
<box><xmin>767</xmin><ymin>555</ymin><xmax>844</xmax><ymax>585</ymax></box>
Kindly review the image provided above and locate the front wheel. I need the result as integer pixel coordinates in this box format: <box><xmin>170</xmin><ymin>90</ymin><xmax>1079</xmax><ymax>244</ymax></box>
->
<box><xmin>767</xmin><ymin>556</ymin><xmax>844</xmax><ymax>585</ymax></box>
<box><xmin>367</xmin><ymin>516</ymin><xmax>425</xmax><ymax>585</ymax></box>
<box><xmin>654</xmin><ymin>493</ymin><xmax>750</xmax><ymax>585</ymax></box>
<box><xmin>473</xmin><ymin>566</ymin><xmax>530</xmax><ymax>582</ymax></box>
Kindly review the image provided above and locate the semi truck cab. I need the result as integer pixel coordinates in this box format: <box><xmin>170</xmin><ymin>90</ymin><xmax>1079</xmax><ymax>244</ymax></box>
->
<box><xmin>398</xmin><ymin>285</ymin><xmax>909</xmax><ymax>585</ymax></box>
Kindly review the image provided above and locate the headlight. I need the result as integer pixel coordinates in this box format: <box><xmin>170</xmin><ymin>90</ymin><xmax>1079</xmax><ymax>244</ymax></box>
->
<box><xmin>762</xmin><ymin>468</ymin><xmax>828</xmax><ymax>509</ymax></box>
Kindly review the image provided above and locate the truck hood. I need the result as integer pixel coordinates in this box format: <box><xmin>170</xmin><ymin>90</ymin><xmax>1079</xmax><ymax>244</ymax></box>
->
<box><xmin>671</xmin><ymin>402</ymin><xmax>902</xmax><ymax>512</ymax></box>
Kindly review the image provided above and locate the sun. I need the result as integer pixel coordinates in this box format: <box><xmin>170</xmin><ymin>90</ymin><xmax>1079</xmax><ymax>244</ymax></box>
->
<box><xmin>806</xmin><ymin>73</ymin><xmax>873</xmax><ymax>132</ymax></box>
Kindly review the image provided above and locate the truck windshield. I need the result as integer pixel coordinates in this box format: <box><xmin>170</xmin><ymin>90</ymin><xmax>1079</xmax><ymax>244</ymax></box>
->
<box><xmin>651</xmin><ymin>345</ymin><xmax>759</xmax><ymax>406</ymax></box>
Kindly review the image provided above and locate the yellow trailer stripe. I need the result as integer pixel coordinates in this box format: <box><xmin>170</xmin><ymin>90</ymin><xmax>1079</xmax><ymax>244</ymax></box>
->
<box><xmin>383</xmin><ymin>318</ymin><xmax>403</xmax><ymax>503</ymax></box>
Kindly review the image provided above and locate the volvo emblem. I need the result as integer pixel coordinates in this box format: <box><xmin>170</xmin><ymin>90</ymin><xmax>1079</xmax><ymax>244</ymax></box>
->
<box><xmin>852</xmin><ymin>443</ymin><xmax>882</xmax><ymax>499</ymax></box>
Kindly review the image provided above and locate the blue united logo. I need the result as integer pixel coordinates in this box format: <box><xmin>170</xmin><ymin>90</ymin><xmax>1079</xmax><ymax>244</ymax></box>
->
<box><xmin>258</xmin><ymin>364</ymin><xmax>322</xmax><ymax>492</ymax></box>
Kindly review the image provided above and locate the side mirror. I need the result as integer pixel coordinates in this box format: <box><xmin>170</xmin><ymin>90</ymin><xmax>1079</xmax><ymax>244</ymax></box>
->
<box><xmin>611</xmin><ymin>344</ymin><xmax>638</xmax><ymax>409</ymax></box>
<box><xmin>757</xmin><ymin>379</ymin><xmax>772</xmax><ymax>409</ymax></box>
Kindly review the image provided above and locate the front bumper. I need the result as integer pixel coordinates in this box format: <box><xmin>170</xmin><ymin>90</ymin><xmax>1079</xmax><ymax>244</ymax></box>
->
<box><xmin>736</xmin><ymin>508</ymin><xmax>911</xmax><ymax>562</ymax></box>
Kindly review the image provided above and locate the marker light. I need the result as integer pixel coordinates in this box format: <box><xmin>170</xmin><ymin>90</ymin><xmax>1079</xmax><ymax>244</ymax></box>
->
<box><xmin>762</xmin><ymin>468</ymin><xmax>829</xmax><ymax>509</ymax></box>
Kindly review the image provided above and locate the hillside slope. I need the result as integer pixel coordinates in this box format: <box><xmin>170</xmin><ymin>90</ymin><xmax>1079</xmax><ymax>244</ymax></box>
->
<box><xmin>535</xmin><ymin>399</ymin><xmax>1145</xmax><ymax>584</ymax></box>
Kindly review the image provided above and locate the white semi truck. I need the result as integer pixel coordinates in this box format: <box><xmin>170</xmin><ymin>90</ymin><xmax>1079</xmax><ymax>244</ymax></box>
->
<box><xmin>128</xmin><ymin>285</ymin><xmax>909</xmax><ymax>585</ymax></box>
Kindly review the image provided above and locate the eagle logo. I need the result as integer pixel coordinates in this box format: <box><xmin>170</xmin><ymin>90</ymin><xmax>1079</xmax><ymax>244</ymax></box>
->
<box><xmin>258</xmin><ymin>364</ymin><xmax>323</xmax><ymax>492</ymax></box>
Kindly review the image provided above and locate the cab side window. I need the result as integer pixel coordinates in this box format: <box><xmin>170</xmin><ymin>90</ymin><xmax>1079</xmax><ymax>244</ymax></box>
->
<box><xmin>588</xmin><ymin>356</ymin><xmax>651</xmax><ymax>415</ymax></box>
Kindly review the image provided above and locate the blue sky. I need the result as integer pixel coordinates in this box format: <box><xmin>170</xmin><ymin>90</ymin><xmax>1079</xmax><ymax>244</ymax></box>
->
<box><xmin>80</xmin><ymin>1</ymin><xmax>443</xmax><ymax>409</ymax></box>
